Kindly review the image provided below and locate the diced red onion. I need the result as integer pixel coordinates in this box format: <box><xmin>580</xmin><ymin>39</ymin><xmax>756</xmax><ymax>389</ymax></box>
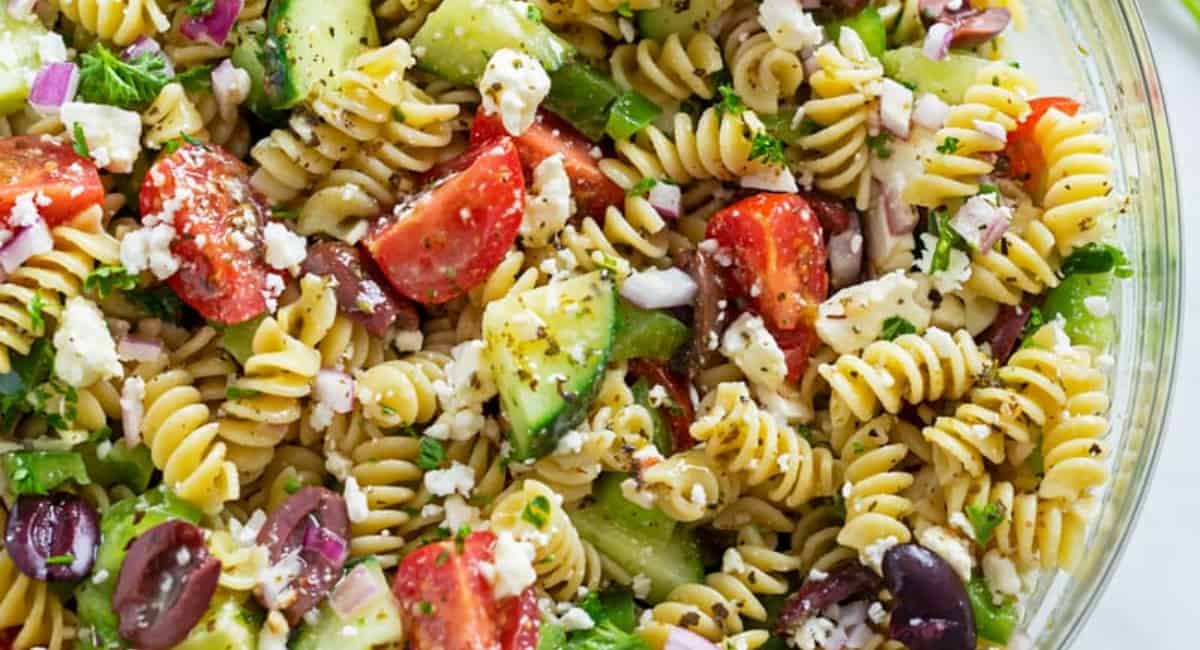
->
<box><xmin>879</xmin><ymin>181</ymin><xmax>918</xmax><ymax>236</ymax></box>
<box><xmin>646</xmin><ymin>181</ymin><xmax>681</xmax><ymax>219</ymax></box>
<box><xmin>303</xmin><ymin>524</ymin><xmax>348</xmax><ymax>565</ymax></box>
<box><xmin>844</xmin><ymin>623</ymin><xmax>876</xmax><ymax>648</ymax></box>
<box><xmin>951</xmin><ymin>194</ymin><xmax>1011</xmax><ymax>251</ymax></box>
<box><xmin>28</xmin><ymin>62</ymin><xmax>78</xmax><ymax>113</ymax></box>
<box><xmin>912</xmin><ymin>93</ymin><xmax>950</xmax><ymax>130</ymax></box>
<box><xmin>330</xmin><ymin>564</ymin><xmax>383</xmax><ymax>619</ymax></box>
<box><xmin>973</xmin><ymin>119</ymin><xmax>1007</xmax><ymax>142</ymax></box>
<box><xmin>740</xmin><ymin>165</ymin><xmax>798</xmax><ymax>193</ymax></box>
<box><xmin>120</xmin><ymin>379</ymin><xmax>144</xmax><ymax>447</ymax></box>
<box><xmin>117</xmin><ymin>335</ymin><xmax>165</xmax><ymax>362</ymax></box>
<box><xmin>0</xmin><ymin>219</ymin><xmax>52</xmax><ymax>274</ymax></box>
<box><xmin>620</xmin><ymin>267</ymin><xmax>698</xmax><ymax>309</ymax></box>
<box><xmin>923</xmin><ymin>22</ymin><xmax>953</xmax><ymax>61</ymax></box>
<box><xmin>839</xmin><ymin>600</ymin><xmax>868</xmax><ymax>627</ymax></box>
<box><xmin>827</xmin><ymin>214</ymin><xmax>863</xmax><ymax>290</ymax></box>
<box><xmin>122</xmin><ymin>36</ymin><xmax>174</xmax><ymax>77</ymax></box>
<box><xmin>879</xmin><ymin>78</ymin><xmax>913</xmax><ymax>140</ymax></box>
<box><xmin>824</xmin><ymin>626</ymin><xmax>848</xmax><ymax>650</ymax></box>
<box><xmin>7</xmin><ymin>0</ymin><xmax>36</xmax><ymax>18</ymax></box>
<box><xmin>315</xmin><ymin>368</ymin><xmax>355</xmax><ymax>414</ymax></box>
<box><xmin>180</xmin><ymin>0</ymin><xmax>244</xmax><ymax>46</ymax></box>
<box><xmin>664</xmin><ymin>627</ymin><xmax>720</xmax><ymax>650</ymax></box>
<box><xmin>865</xmin><ymin>181</ymin><xmax>914</xmax><ymax>273</ymax></box>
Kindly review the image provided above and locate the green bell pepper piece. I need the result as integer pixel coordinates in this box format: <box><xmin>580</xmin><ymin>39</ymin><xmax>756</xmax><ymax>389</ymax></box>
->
<box><xmin>3</xmin><ymin>450</ymin><xmax>90</xmax><ymax>495</ymax></box>
<box><xmin>611</xmin><ymin>300</ymin><xmax>690</xmax><ymax>363</ymax></box>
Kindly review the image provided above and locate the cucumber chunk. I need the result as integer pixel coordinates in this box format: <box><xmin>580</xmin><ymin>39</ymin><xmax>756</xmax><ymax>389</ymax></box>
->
<box><xmin>544</xmin><ymin>62</ymin><xmax>623</xmax><ymax>141</ymax></box>
<box><xmin>825</xmin><ymin>7</ymin><xmax>887</xmax><ymax>58</ymax></box>
<box><xmin>261</xmin><ymin>0</ymin><xmax>378</xmax><ymax>109</ymax></box>
<box><xmin>230</xmin><ymin>27</ymin><xmax>285</xmax><ymax>123</ymax></box>
<box><xmin>571</xmin><ymin>505</ymin><xmax>704</xmax><ymax>603</ymax></box>
<box><xmin>413</xmin><ymin>0</ymin><xmax>574</xmax><ymax>86</ymax></box>
<box><xmin>592</xmin><ymin>472</ymin><xmax>677</xmax><ymax>545</ymax></box>
<box><xmin>637</xmin><ymin>0</ymin><xmax>726</xmax><ymax>41</ymax></box>
<box><xmin>882</xmin><ymin>46</ymin><xmax>990</xmax><ymax>104</ymax></box>
<box><xmin>611</xmin><ymin>300</ymin><xmax>690</xmax><ymax>363</ymax></box>
<box><xmin>173</xmin><ymin>596</ymin><xmax>260</xmax><ymax>650</ymax></box>
<box><xmin>632</xmin><ymin>379</ymin><xmax>672</xmax><ymax>455</ymax></box>
<box><xmin>292</xmin><ymin>559</ymin><xmax>405</xmax><ymax>650</ymax></box>
<box><xmin>0</xmin><ymin>12</ymin><xmax>63</xmax><ymax>115</ymax></box>
<box><xmin>484</xmin><ymin>272</ymin><xmax>617</xmax><ymax>460</ymax></box>
<box><xmin>1041</xmin><ymin>272</ymin><xmax>1115</xmax><ymax>349</ymax></box>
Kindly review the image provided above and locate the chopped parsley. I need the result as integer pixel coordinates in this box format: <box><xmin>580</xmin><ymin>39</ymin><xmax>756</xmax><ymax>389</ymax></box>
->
<box><xmin>1060</xmin><ymin>242</ymin><xmax>1134</xmax><ymax>278</ymax></box>
<box><xmin>27</xmin><ymin>293</ymin><xmax>44</xmax><ymax>335</ymax></box>
<box><xmin>936</xmin><ymin>136</ymin><xmax>961</xmax><ymax>155</ymax></box>
<box><xmin>1020</xmin><ymin>305</ymin><xmax>1045</xmax><ymax>339</ymax></box>
<box><xmin>72</xmin><ymin>123</ymin><xmax>90</xmax><ymax>158</ymax></box>
<box><xmin>272</xmin><ymin>205</ymin><xmax>300</xmax><ymax>220</ymax></box>
<box><xmin>521</xmin><ymin>494</ymin><xmax>552</xmax><ymax>528</ymax></box>
<box><xmin>867</xmin><ymin>132</ymin><xmax>892</xmax><ymax>159</ymax></box>
<box><xmin>965</xmin><ymin>502</ymin><xmax>1006</xmax><ymax>545</ymax></box>
<box><xmin>45</xmin><ymin>553</ymin><xmax>76</xmax><ymax>566</ymax></box>
<box><xmin>715</xmin><ymin>84</ymin><xmax>745</xmax><ymax>116</ymax></box>
<box><xmin>977</xmin><ymin>182</ymin><xmax>1000</xmax><ymax>199</ymax></box>
<box><xmin>78</xmin><ymin>43</ymin><xmax>172</xmax><ymax>110</ymax></box>
<box><xmin>627</xmin><ymin>177</ymin><xmax>658</xmax><ymax>198</ymax></box>
<box><xmin>880</xmin><ymin>316</ymin><xmax>917</xmax><ymax>341</ymax></box>
<box><xmin>174</xmin><ymin>63</ymin><xmax>215</xmax><ymax>92</ymax></box>
<box><xmin>927</xmin><ymin>208</ymin><xmax>971</xmax><ymax>273</ymax></box>
<box><xmin>416</xmin><ymin>437</ymin><xmax>446</xmax><ymax>471</ymax></box>
<box><xmin>526</xmin><ymin>4</ymin><xmax>543</xmax><ymax>21</ymax></box>
<box><xmin>225</xmin><ymin>386</ymin><xmax>262</xmax><ymax>400</ymax></box>
<box><xmin>185</xmin><ymin>0</ymin><xmax>215</xmax><ymax>16</ymax></box>
<box><xmin>748</xmin><ymin>132</ymin><xmax>787</xmax><ymax>165</ymax></box>
<box><xmin>616</xmin><ymin>1</ymin><xmax>633</xmax><ymax>17</ymax></box>
<box><xmin>84</xmin><ymin>265</ymin><xmax>139</xmax><ymax>298</ymax></box>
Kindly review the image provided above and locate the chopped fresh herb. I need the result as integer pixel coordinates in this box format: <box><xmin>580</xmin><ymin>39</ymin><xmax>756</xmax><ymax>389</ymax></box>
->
<box><xmin>162</xmin><ymin>138</ymin><xmax>183</xmax><ymax>155</ymax></box>
<box><xmin>1060</xmin><ymin>242</ymin><xmax>1134</xmax><ymax>278</ymax></box>
<box><xmin>392</xmin><ymin>106</ymin><xmax>406</xmax><ymax>123</ymax></box>
<box><xmin>45</xmin><ymin>553</ymin><xmax>76</xmax><ymax>566</ymax></box>
<box><xmin>867</xmin><ymin>132</ymin><xmax>892</xmax><ymax>159</ymax></box>
<box><xmin>936</xmin><ymin>136</ymin><xmax>961</xmax><ymax>154</ymax></box>
<box><xmin>850</xmin><ymin>441</ymin><xmax>865</xmax><ymax>455</ymax></box>
<box><xmin>174</xmin><ymin>63</ymin><xmax>215</xmax><ymax>92</ymax></box>
<box><xmin>419</xmin><ymin>600</ymin><xmax>434</xmax><ymax>615</ymax></box>
<box><xmin>77</xmin><ymin>43</ymin><xmax>172</xmax><ymax>110</ymax></box>
<box><xmin>880</xmin><ymin>316</ymin><xmax>917</xmax><ymax>340</ymax></box>
<box><xmin>29</xmin><ymin>380</ymin><xmax>79</xmax><ymax>431</ymax></box>
<box><xmin>748</xmin><ymin>132</ymin><xmax>786</xmax><ymax>165</ymax></box>
<box><xmin>977</xmin><ymin>182</ymin><xmax>1000</xmax><ymax>198</ymax></box>
<box><xmin>0</xmin><ymin>340</ymin><xmax>54</xmax><ymax>428</ymax></box>
<box><xmin>3</xmin><ymin>450</ymin><xmax>90</xmax><ymax>496</ymax></box>
<box><xmin>185</xmin><ymin>0</ymin><xmax>214</xmax><ymax>16</ymax></box>
<box><xmin>72</xmin><ymin>123</ymin><xmax>90</xmax><ymax>158</ymax></box>
<box><xmin>1008</xmin><ymin>61</ymin><xmax>1021</xmax><ymax>68</ymax></box>
<box><xmin>225</xmin><ymin>386</ymin><xmax>262</xmax><ymax>399</ymax></box>
<box><xmin>84</xmin><ymin>265</ymin><xmax>139</xmax><ymax>298</ymax></box>
<box><xmin>125</xmin><ymin>285</ymin><xmax>184</xmax><ymax>321</ymax></box>
<box><xmin>616</xmin><ymin>1</ymin><xmax>633</xmax><ymax>17</ymax></box>
<box><xmin>627</xmin><ymin>177</ymin><xmax>657</xmax><ymax>198</ymax></box>
<box><xmin>715</xmin><ymin>84</ymin><xmax>745</xmax><ymax>116</ymax></box>
<box><xmin>526</xmin><ymin>4</ymin><xmax>543</xmax><ymax>21</ymax></box>
<box><xmin>435</xmin><ymin>550</ymin><xmax>450</xmax><ymax>566</ymax></box>
<box><xmin>901</xmin><ymin>80</ymin><xmax>917</xmax><ymax>91</ymax></box>
<box><xmin>1020</xmin><ymin>305</ymin><xmax>1045</xmax><ymax>339</ymax></box>
<box><xmin>282</xmin><ymin>476</ymin><xmax>302</xmax><ymax>495</ymax></box>
<box><xmin>416</xmin><ymin>437</ymin><xmax>445</xmax><ymax>471</ymax></box>
<box><xmin>272</xmin><ymin>205</ymin><xmax>300</xmax><ymax>220</ymax></box>
<box><xmin>27</xmin><ymin>293</ymin><xmax>44</xmax><ymax>335</ymax></box>
<box><xmin>521</xmin><ymin>495</ymin><xmax>552</xmax><ymax>528</ymax></box>
<box><xmin>928</xmin><ymin>209</ymin><xmax>971</xmax><ymax>273</ymax></box>
<box><xmin>965</xmin><ymin>502</ymin><xmax>1006</xmax><ymax>545</ymax></box>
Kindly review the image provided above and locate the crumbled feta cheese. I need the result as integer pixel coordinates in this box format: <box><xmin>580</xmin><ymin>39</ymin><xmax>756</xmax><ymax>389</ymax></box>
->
<box><xmin>647</xmin><ymin>384</ymin><xmax>669</xmax><ymax>407</ymax></box>
<box><xmin>917</xmin><ymin>526</ymin><xmax>974</xmax><ymax>582</ymax></box>
<box><xmin>424</xmin><ymin>461</ymin><xmax>476</xmax><ymax>497</ymax></box>
<box><xmin>343</xmin><ymin>477</ymin><xmax>369</xmax><ymax>523</ymax></box>
<box><xmin>233</xmin><ymin>510</ymin><xmax>268</xmax><ymax>546</ymax></box>
<box><xmin>258</xmin><ymin>548</ymin><xmax>303</xmax><ymax>609</ymax></box>
<box><xmin>9</xmin><ymin>192</ymin><xmax>42</xmax><ymax>228</ymax></box>
<box><xmin>521</xmin><ymin>154</ymin><xmax>573</xmax><ymax>247</ymax></box>
<box><xmin>60</xmin><ymin>102</ymin><xmax>142</xmax><ymax>173</ymax></box>
<box><xmin>120</xmin><ymin>223</ymin><xmax>180</xmax><ymax>280</ymax></box>
<box><xmin>509</xmin><ymin>309</ymin><xmax>546</xmax><ymax>342</ymax></box>
<box><xmin>690</xmin><ymin>483</ymin><xmax>708</xmax><ymax>507</ymax></box>
<box><xmin>392</xmin><ymin>329</ymin><xmax>424</xmax><ymax>353</ymax></box>
<box><xmin>808</xmin><ymin>567</ymin><xmax>829</xmax><ymax>582</ymax></box>
<box><xmin>632</xmin><ymin>574</ymin><xmax>652</xmax><ymax>600</ymax></box>
<box><xmin>861</xmin><ymin>535</ymin><xmax>899</xmax><ymax>573</ymax></box>
<box><xmin>259</xmin><ymin>610</ymin><xmax>290</xmax><ymax>650</ymax></box>
<box><xmin>758</xmin><ymin>0</ymin><xmax>823</xmax><ymax>50</ymax></box>
<box><xmin>982</xmin><ymin>550</ymin><xmax>1022</xmax><ymax>600</ymax></box>
<box><xmin>559</xmin><ymin>607</ymin><xmax>595</xmax><ymax>632</ymax></box>
<box><xmin>443</xmin><ymin>495</ymin><xmax>482</xmax><ymax>532</ymax></box>
<box><xmin>555</xmin><ymin>428</ymin><xmax>587</xmax><ymax>455</ymax></box>
<box><xmin>262</xmin><ymin>272</ymin><xmax>285</xmax><ymax>312</ymax></box>
<box><xmin>53</xmin><ymin>297</ymin><xmax>123</xmax><ymax>388</ymax></box>
<box><xmin>867</xmin><ymin>601</ymin><xmax>887</xmax><ymax>624</ymax></box>
<box><xmin>478</xmin><ymin>49</ymin><xmax>551</xmax><ymax>136</ymax></box>
<box><xmin>816</xmin><ymin>270</ymin><xmax>932</xmax><ymax>354</ymax></box>
<box><xmin>263</xmin><ymin>223</ymin><xmax>307</xmax><ymax>271</ymax></box>
<box><xmin>740</xmin><ymin>162</ymin><xmax>799</xmax><ymax>193</ymax></box>
<box><xmin>632</xmin><ymin>444</ymin><xmax>663</xmax><ymax>463</ymax></box>
<box><xmin>721</xmin><ymin>312</ymin><xmax>788</xmax><ymax>390</ymax></box>
<box><xmin>790</xmin><ymin>616</ymin><xmax>835</xmax><ymax>650</ymax></box>
<box><xmin>491</xmin><ymin>531</ymin><xmax>537</xmax><ymax>598</ymax></box>
<box><xmin>916</xmin><ymin>232</ymin><xmax>973</xmax><ymax>293</ymax></box>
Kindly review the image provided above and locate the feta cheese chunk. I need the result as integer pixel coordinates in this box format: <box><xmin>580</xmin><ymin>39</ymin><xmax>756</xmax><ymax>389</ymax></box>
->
<box><xmin>423</xmin><ymin>461</ymin><xmax>476</xmax><ymax>497</ymax></box>
<box><xmin>916</xmin><ymin>232</ymin><xmax>972</xmax><ymax>293</ymax></box>
<box><xmin>491</xmin><ymin>531</ymin><xmax>537</xmax><ymax>598</ymax></box>
<box><xmin>559</xmin><ymin>607</ymin><xmax>595</xmax><ymax>632</ymax></box>
<box><xmin>263</xmin><ymin>222</ymin><xmax>307</xmax><ymax>271</ymax></box>
<box><xmin>53</xmin><ymin>296</ymin><xmax>123</xmax><ymax>388</ymax></box>
<box><xmin>60</xmin><ymin>102</ymin><xmax>142</xmax><ymax>173</ymax></box>
<box><xmin>521</xmin><ymin>153</ymin><xmax>573</xmax><ymax>247</ymax></box>
<box><xmin>721</xmin><ymin>312</ymin><xmax>788</xmax><ymax>390</ymax></box>
<box><xmin>478</xmin><ymin>49</ymin><xmax>551</xmax><ymax>136</ymax></box>
<box><xmin>120</xmin><ymin>223</ymin><xmax>181</xmax><ymax>280</ymax></box>
<box><xmin>758</xmin><ymin>0</ymin><xmax>823</xmax><ymax>50</ymax></box>
<box><xmin>816</xmin><ymin>270</ymin><xmax>932</xmax><ymax>354</ymax></box>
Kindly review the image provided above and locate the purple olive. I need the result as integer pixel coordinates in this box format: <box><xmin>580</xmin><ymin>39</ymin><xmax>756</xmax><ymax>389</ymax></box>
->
<box><xmin>776</xmin><ymin>562</ymin><xmax>882</xmax><ymax>634</ymax></box>
<box><xmin>113</xmin><ymin>520</ymin><xmax>220</xmax><ymax>650</ymax></box>
<box><xmin>256</xmin><ymin>486</ymin><xmax>350</xmax><ymax>625</ymax></box>
<box><xmin>5</xmin><ymin>493</ymin><xmax>98</xmax><ymax>581</ymax></box>
<box><xmin>883</xmin><ymin>543</ymin><xmax>976</xmax><ymax>650</ymax></box>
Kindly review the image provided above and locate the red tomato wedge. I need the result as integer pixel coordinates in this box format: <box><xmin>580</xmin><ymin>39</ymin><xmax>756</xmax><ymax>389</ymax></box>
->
<box><xmin>465</xmin><ymin>108</ymin><xmax>623</xmax><ymax>219</ymax></box>
<box><xmin>366</xmin><ymin>138</ymin><xmax>524</xmax><ymax>305</ymax></box>
<box><xmin>393</xmin><ymin>531</ymin><xmax>540</xmax><ymax>650</ymax></box>
<box><xmin>0</xmin><ymin>136</ymin><xmax>104</xmax><ymax>227</ymax></box>
<box><xmin>629</xmin><ymin>359</ymin><xmax>696</xmax><ymax>452</ymax></box>
<box><xmin>140</xmin><ymin>144</ymin><xmax>272</xmax><ymax>324</ymax></box>
<box><xmin>771</xmin><ymin>325</ymin><xmax>820</xmax><ymax>383</ymax></box>
<box><xmin>1005</xmin><ymin>96</ymin><xmax>1081</xmax><ymax>195</ymax></box>
<box><xmin>706</xmin><ymin>193</ymin><xmax>828</xmax><ymax>332</ymax></box>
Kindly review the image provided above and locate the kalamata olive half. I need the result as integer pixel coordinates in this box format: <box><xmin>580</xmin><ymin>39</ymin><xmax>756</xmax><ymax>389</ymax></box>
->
<box><xmin>883</xmin><ymin>543</ymin><xmax>976</xmax><ymax>650</ymax></box>
<box><xmin>256</xmin><ymin>486</ymin><xmax>350</xmax><ymax>625</ymax></box>
<box><xmin>5</xmin><ymin>493</ymin><xmax>98</xmax><ymax>581</ymax></box>
<box><xmin>776</xmin><ymin>561</ymin><xmax>882</xmax><ymax>634</ymax></box>
<box><xmin>113</xmin><ymin>520</ymin><xmax>221</xmax><ymax>650</ymax></box>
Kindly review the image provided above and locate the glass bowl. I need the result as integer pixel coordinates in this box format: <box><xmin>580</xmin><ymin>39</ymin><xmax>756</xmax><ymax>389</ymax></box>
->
<box><xmin>1006</xmin><ymin>0</ymin><xmax>1182</xmax><ymax>646</ymax></box>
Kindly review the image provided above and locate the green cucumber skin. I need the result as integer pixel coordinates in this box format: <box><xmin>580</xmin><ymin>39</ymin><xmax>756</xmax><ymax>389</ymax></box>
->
<box><xmin>172</xmin><ymin>597</ymin><xmax>260</xmax><ymax>650</ymax></box>
<box><xmin>292</xmin><ymin>560</ymin><xmax>404</xmax><ymax>650</ymax></box>
<box><xmin>611</xmin><ymin>300</ymin><xmax>690</xmax><ymax>364</ymax></box>
<box><xmin>636</xmin><ymin>0</ymin><xmax>725</xmax><ymax>41</ymax></box>
<box><xmin>1041</xmin><ymin>272</ymin><xmax>1115</xmax><ymax>348</ymax></box>
<box><xmin>571</xmin><ymin>506</ymin><xmax>704</xmax><ymax>603</ymax></box>
<box><xmin>262</xmin><ymin>0</ymin><xmax>378</xmax><ymax>109</ymax></box>
<box><xmin>882</xmin><ymin>47</ymin><xmax>990</xmax><ymax>104</ymax></box>
<box><xmin>591</xmin><ymin>473</ymin><xmax>677</xmax><ymax>545</ymax></box>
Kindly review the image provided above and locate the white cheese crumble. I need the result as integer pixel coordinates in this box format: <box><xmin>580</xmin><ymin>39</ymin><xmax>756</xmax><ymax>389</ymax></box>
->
<box><xmin>816</xmin><ymin>270</ymin><xmax>932</xmax><ymax>354</ymax></box>
<box><xmin>982</xmin><ymin>550</ymin><xmax>1022</xmax><ymax>601</ymax></box>
<box><xmin>478</xmin><ymin>49</ymin><xmax>551</xmax><ymax>136</ymax></box>
<box><xmin>259</xmin><ymin>610</ymin><xmax>290</xmax><ymax>650</ymax></box>
<box><xmin>915</xmin><ymin>232</ymin><xmax>973</xmax><ymax>293</ymax></box>
<box><xmin>9</xmin><ymin>192</ymin><xmax>43</xmax><ymax>228</ymax></box>
<box><xmin>861</xmin><ymin>535</ymin><xmax>899</xmax><ymax>574</ymax></box>
<box><xmin>343</xmin><ymin>477</ymin><xmax>369</xmax><ymax>523</ymax></box>
<box><xmin>521</xmin><ymin>154</ymin><xmax>573</xmax><ymax>247</ymax></box>
<box><xmin>424</xmin><ymin>461</ymin><xmax>476</xmax><ymax>497</ymax></box>
<box><xmin>721</xmin><ymin>312</ymin><xmax>788</xmax><ymax>390</ymax></box>
<box><xmin>120</xmin><ymin>223</ymin><xmax>181</xmax><ymax>280</ymax></box>
<box><xmin>53</xmin><ymin>296</ymin><xmax>123</xmax><ymax>388</ymax></box>
<box><xmin>491</xmin><ymin>531</ymin><xmax>537</xmax><ymax>598</ymax></box>
<box><xmin>632</xmin><ymin>574</ymin><xmax>652</xmax><ymax>600</ymax></box>
<box><xmin>263</xmin><ymin>223</ymin><xmax>307</xmax><ymax>271</ymax></box>
<box><xmin>757</xmin><ymin>0</ymin><xmax>823</xmax><ymax>51</ymax></box>
<box><xmin>60</xmin><ymin>102</ymin><xmax>142</xmax><ymax>173</ymax></box>
<box><xmin>426</xmin><ymin>340</ymin><xmax>498</xmax><ymax>441</ymax></box>
<box><xmin>559</xmin><ymin>607</ymin><xmax>595</xmax><ymax>632</ymax></box>
<box><xmin>442</xmin><ymin>495</ymin><xmax>482</xmax><ymax>532</ymax></box>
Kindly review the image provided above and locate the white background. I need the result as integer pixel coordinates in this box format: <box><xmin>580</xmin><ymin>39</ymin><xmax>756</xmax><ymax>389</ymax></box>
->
<box><xmin>1074</xmin><ymin>1</ymin><xmax>1197</xmax><ymax>647</ymax></box>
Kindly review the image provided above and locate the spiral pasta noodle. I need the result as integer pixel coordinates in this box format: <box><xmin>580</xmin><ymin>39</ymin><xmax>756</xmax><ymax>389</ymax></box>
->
<box><xmin>56</xmin><ymin>0</ymin><xmax>170</xmax><ymax>45</ymax></box>
<box><xmin>790</xmin><ymin>504</ymin><xmax>858</xmax><ymax>574</ymax></box>
<box><xmin>142</xmin><ymin>82</ymin><xmax>208</xmax><ymax>149</ymax></box>
<box><xmin>355</xmin><ymin>351</ymin><xmax>450</xmax><ymax>429</ymax></box>
<box><xmin>613</xmin><ymin>107</ymin><xmax>772</xmax><ymax>184</ymax></box>
<box><xmin>611</xmin><ymin>32</ymin><xmax>724</xmax><ymax>107</ymax></box>
<box><xmin>562</xmin><ymin>195</ymin><xmax>670</xmax><ymax>275</ymax></box>
<box><xmin>1039</xmin><ymin>347</ymin><xmax>1110</xmax><ymax>502</ymax></box>
<box><xmin>0</xmin><ymin>550</ymin><xmax>73</xmax><ymax>650</ymax></box>
<box><xmin>964</xmin><ymin>220</ymin><xmax>1060</xmax><ymax>305</ymax></box>
<box><xmin>1034</xmin><ymin>108</ymin><xmax>1117</xmax><ymax>255</ymax></box>
<box><xmin>348</xmin><ymin>434</ymin><xmax>424</xmax><ymax>561</ymax></box>
<box><xmin>835</xmin><ymin>415</ymin><xmax>916</xmax><ymax>562</ymax></box>
<box><xmin>713</xmin><ymin>3</ymin><xmax>805</xmax><ymax>115</ymax></box>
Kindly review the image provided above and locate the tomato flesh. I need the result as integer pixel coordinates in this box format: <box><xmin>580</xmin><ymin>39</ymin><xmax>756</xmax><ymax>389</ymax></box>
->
<box><xmin>1005</xmin><ymin>96</ymin><xmax>1081</xmax><ymax>194</ymax></box>
<box><xmin>393</xmin><ymin>531</ymin><xmax>539</xmax><ymax>650</ymax></box>
<box><xmin>0</xmin><ymin>136</ymin><xmax>104</xmax><ymax>227</ymax></box>
<box><xmin>706</xmin><ymin>193</ymin><xmax>828</xmax><ymax>332</ymax></box>
<box><xmin>771</xmin><ymin>324</ymin><xmax>820</xmax><ymax>383</ymax></box>
<box><xmin>366</xmin><ymin>138</ymin><xmax>524</xmax><ymax>305</ymax></box>
<box><xmin>139</xmin><ymin>144</ymin><xmax>272</xmax><ymax>324</ymax></box>
<box><xmin>629</xmin><ymin>359</ymin><xmax>696</xmax><ymax>452</ymax></box>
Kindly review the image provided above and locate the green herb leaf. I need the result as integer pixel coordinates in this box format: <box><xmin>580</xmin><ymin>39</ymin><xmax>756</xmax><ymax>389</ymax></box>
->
<box><xmin>526</xmin><ymin>4</ymin><xmax>543</xmax><ymax>21</ymax></box>
<box><xmin>416</xmin><ymin>437</ymin><xmax>446</xmax><ymax>471</ymax></box>
<box><xmin>3</xmin><ymin>450</ymin><xmax>91</xmax><ymax>496</ymax></box>
<box><xmin>616</xmin><ymin>1</ymin><xmax>633</xmax><ymax>17</ymax></box>
<box><xmin>1060</xmin><ymin>242</ymin><xmax>1134</xmax><ymax>279</ymax></box>
<box><xmin>125</xmin><ymin>285</ymin><xmax>184</xmax><ymax>321</ymax></box>
<box><xmin>1019</xmin><ymin>305</ymin><xmax>1044</xmax><ymax>340</ymax></box>
<box><xmin>880</xmin><ymin>316</ymin><xmax>916</xmax><ymax>341</ymax></box>
<box><xmin>977</xmin><ymin>182</ymin><xmax>1000</xmax><ymax>198</ymax></box>
<box><xmin>174</xmin><ymin>63</ymin><xmax>215</xmax><ymax>92</ymax></box>
<box><xmin>867</xmin><ymin>132</ymin><xmax>892</xmax><ymax>159</ymax></box>
<box><xmin>748</xmin><ymin>132</ymin><xmax>787</xmax><ymax>165</ymax></box>
<box><xmin>78</xmin><ymin>43</ymin><xmax>172</xmax><ymax>110</ymax></box>
<box><xmin>521</xmin><ymin>495</ymin><xmax>552</xmax><ymax>528</ymax></box>
<box><xmin>225</xmin><ymin>386</ymin><xmax>262</xmax><ymax>399</ymax></box>
<box><xmin>27</xmin><ymin>293</ymin><xmax>44</xmax><ymax>335</ymax></box>
<box><xmin>928</xmin><ymin>209</ymin><xmax>971</xmax><ymax>273</ymax></box>
<box><xmin>45</xmin><ymin>553</ymin><xmax>76</xmax><ymax>565</ymax></box>
<box><xmin>72</xmin><ymin>123</ymin><xmax>90</xmax><ymax>159</ymax></box>
<box><xmin>715</xmin><ymin>84</ymin><xmax>745</xmax><ymax>116</ymax></box>
<box><xmin>627</xmin><ymin>177</ymin><xmax>657</xmax><ymax>198</ymax></box>
<box><xmin>936</xmin><ymin>136</ymin><xmax>961</xmax><ymax>155</ymax></box>
<box><xmin>271</xmin><ymin>205</ymin><xmax>300</xmax><ymax>220</ymax></box>
<box><xmin>84</xmin><ymin>265</ymin><xmax>139</xmax><ymax>298</ymax></box>
<box><xmin>184</xmin><ymin>0</ymin><xmax>214</xmax><ymax>16</ymax></box>
<box><xmin>965</xmin><ymin>502</ymin><xmax>1006</xmax><ymax>545</ymax></box>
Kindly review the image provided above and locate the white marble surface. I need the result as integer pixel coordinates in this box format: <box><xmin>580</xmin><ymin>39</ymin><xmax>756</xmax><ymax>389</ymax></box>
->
<box><xmin>1073</xmin><ymin>1</ymin><xmax>1197</xmax><ymax>647</ymax></box>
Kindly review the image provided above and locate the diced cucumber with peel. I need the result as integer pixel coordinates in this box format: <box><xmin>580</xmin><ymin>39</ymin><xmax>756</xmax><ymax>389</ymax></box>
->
<box><xmin>571</xmin><ymin>504</ymin><xmax>704</xmax><ymax>603</ymax></box>
<box><xmin>1041</xmin><ymin>272</ymin><xmax>1115</xmax><ymax>349</ymax></box>
<box><xmin>484</xmin><ymin>271</ymin><xmax>616</xmax><ymax>460</ymax></box>
<box><xmin>544</xmin><ymin>62</ymin><xmax>623</xmax><ymax>141</ymax></box>
<box><xmin>592</xmin><ymin>472</ymin><xmax>677</xmax><ymax>545</ymax></box>
<box><xmin>260</xmin><ymin>0</ymin><xmax>378</xmax><ymax>109</ymax></box>
<box><xmin>173</xmin><ymin>596</ymin><xmax>260</xmax><ymax>650</ymax></box>
<box><xmin>637</xmin><ymin>0</ymin><xmax>726</xmax><ymax>41</ymax></box>
<box><xmin>611</xmin><ymin>300</ymin><xmax>690</xmax><ymax>363</ymax></box>
<box><xmin>882</xmin><ymin>46</ymin><xmax>991</xmax><ymax>104</ymax></box>
<box><xmin>292</xmin><ymin>559</ymin><xmax>405</xmax><ymax>650</ymax></box>
<box><xmin>825</xmin><ymin>7</ymin><xmax>887</xmax><ymax>58</ymax></box>
<box><xmin>0</xmin><ymin>12</ymin><xmax>62</xmax><ymax>115</ymax></box>
<box><xmin>632</xmin><ymin>379</ymin><xmax>672</xmax><ymax>455</ymax></box>
<box><xmin>413</xmin><ymin>0</ymin><xmax>574</xmax><ymax>86</ymax></box>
